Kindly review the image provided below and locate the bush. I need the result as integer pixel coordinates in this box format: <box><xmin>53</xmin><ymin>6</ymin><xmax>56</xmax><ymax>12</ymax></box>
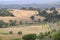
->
<box><xmin>22</xmin><ymin>34</ymin><xmax>37</xmax><ymax>40</ymax></box>
<box><xmin>30</xmin><ymin>16</ymin><xmax>35</xmax><ymax>20</ymax></box>
<box><xmin>0</xmin><ymin>20</ymin><xmax>6</xmax><ymax>28</ymax></box>
<box><xmin>9</xmin><ymin>31</ymin><xmax>13</xmax><ymax>34</ymax></box>
<box><xmin>44</xmin><ymin>31</ymin><xmax>51</xmax><ymax>36</ymax></box>
<box><xmin>10</xmin><ymin>38</ymin><xmax>21</xmax><ymax>40</ymax></box>
<box><xmin>51</xmin><ymin>31</ymin><xmax>60</xmax><ymax>40</ymax></box>
<box><xmin>44</xmin><ymin>32</ymin><xmax>50</xmax><ymax>36</ymax></box>
<box><xmin>9</xmin><ymin>20</ymin><xmax>17</xmax><ymax>26</ymax></box>
<box><xmin>18</xmin><ymin>31</ymin><xmax>22</xmax><ymax>35</ymax></box>
<box><xmin>38</xmin><ymin>33</ymin><xmax>45</xmax><ymax>40</ymax></box>
<box><xmin>47</xmin><ymin>31</ymin><xmax>51</xmax><ymax>35</ymax></box>
<box><xmin>0</xmin><ymin>9</ymin><xmax>14</xmax><ymax>16</ymax></box>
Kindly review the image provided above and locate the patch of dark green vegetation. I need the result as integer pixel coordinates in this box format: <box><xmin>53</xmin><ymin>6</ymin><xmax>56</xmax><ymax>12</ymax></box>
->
<box><xmin>10</xmin><ymin>30</ymin><xmax>60</xmax><ymax>40</ymax></box>
<box><xmin>0</xmin><ymin>8</ymin><xmax>14</xmax><ymax>17</ymax></box>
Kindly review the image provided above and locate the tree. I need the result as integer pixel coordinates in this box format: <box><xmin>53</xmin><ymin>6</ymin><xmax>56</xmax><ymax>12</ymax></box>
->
<box><xmin>39</xmin><ymin>10</ymin><xmax>47</xmax><ymax>17</ymax></box>
<box><xmin>53</xmin><ymin>10</ymin><xmax>58</xmax><ymax>16</ymax></box>
<box><xmin>0</xmin><ymin>9</ymin><xmax>14</xmax><ymax>16</ymax></box>
<box><xmin>9</xmin><ymin>20</ymin><xmax>16</xmax><ymax>26</ymax></box>
<box><xmin>51</xmin><ymin>31</ymin><xmax>60</xmax><ymax>40</ymax></box>
<box><xmin>18</xmin><ymin>31</ymin><xmax>22</xmax><ymax>35</ymax></box>
<box><xmin>28</xmin><ymin>7</ymin><xmax>37</xmax><ymax>10</ymax></box>
<box><xmin>44</xmin><ymin>32</ymin><xmax>50</xmax><ymax>36</ymax></box>
<box><xmin>50</xmin><ymin>7</ymin><xmax>56</xmax><ymax>11</ymax></box>
<box><xmin>22</xmin><ymin>34</ymin><xmax>36</xmax><ymax>40</ymax></box>
<box><xmin>9</xmin><ymin>31</ymin><xmax>13</xmax><ymax>34</ymax></box>
<box><xmin>38</xmin><ymin>33</ymin><xmax>45</xmax><ymax>40</ymax></box>
<box><xmin>21</xmin><ymin>7</ymin><xmax>27</xmax><ymax>10</ymax></box>
<box><xmin>30</xmin><ymin>16</ymin><xmax>35</xmax><ymax>20</ymax></box>
<box><xmin>56</xmin><ymin>14</ymin><xmax>60</xmax><ymax>20</ymax></box>
<box><xmin>0</xmin><ymin>20</ymin><xmax>6</xmax><ymax>28</ymax></box>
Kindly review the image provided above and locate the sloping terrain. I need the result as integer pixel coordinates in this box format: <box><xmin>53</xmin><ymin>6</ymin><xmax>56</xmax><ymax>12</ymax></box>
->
<box><xmin>10</xmin><ymin>9</ymin><xmax>38</xmax><ymax>21</ymax></box>
<box><xmin>0</xmin><ymin>9</ymin><xmax>45</xmax><ymax>23</ymax></box>
<box><xmin>0</xmin><ymin>9</ymin><xmax>60</xmax><ymax>23</ymax></box>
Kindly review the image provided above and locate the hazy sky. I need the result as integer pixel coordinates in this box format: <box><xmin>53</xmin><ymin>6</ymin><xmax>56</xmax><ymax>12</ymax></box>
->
<box><xmin>0</xmin><ymin>0</ymin><xmax>60</xmax><ymax>4</ymax></box>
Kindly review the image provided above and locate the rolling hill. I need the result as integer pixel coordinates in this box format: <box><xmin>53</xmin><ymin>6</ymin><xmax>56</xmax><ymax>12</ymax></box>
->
<box><xmin>0</xmin><ymin>9</ymin><xmax>45</xmax><ymax>23</ymax></box>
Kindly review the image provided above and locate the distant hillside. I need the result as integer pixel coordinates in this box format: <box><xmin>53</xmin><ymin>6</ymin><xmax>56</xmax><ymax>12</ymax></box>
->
<box><xmin>0</xmin><ymin>9</ymin><xmax>45</xmax><ymax>23</ymax></box>
<box><xmin>0</xmin><ymin>2</ymin><xmax>60</xmax><ymax>9</ymax></box>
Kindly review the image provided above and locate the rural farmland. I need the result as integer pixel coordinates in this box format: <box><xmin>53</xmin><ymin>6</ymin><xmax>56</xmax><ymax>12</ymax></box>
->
<box><xmin>0</xmin><ymin>0</ymin><xmax>60</xmax><ymax>40</ymax></box>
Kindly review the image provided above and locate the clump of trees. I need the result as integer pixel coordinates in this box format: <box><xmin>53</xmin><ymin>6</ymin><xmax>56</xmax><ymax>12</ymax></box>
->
<box><xmin>0</xmin><ymin>20</ymin><xmax>18</xmax><ymax>28</ymax></box>
<box><xmin>22</xmin><ymin>34</ymin><xmax>36</xmax><ymax>40</ymax></box>
<box><xmin>37</xmin><ymin>7</ymin><xmax>60</xmax><ymax>22</ymax></box>
<box><xmin>51</xmin><ymin>31</ymin><xmax>60</xmax><ymax>40</ymax></box>
<box><xmin>38</xmin><ymin>33</ymin><xmax>45</xmax><ymax>40</ymax></box>
<box><xmin>29</xmin><ymin>7</ymin><xmax>60</xmax><ymax>22</ymax></box>
<box><xmin>0</xmin><ymin>8</ymin><xmax>14</xmax><ymax>16</ymax></box>
<box><xmin>50</xmin><ymin>7</ymin><xmax>56</xmax><ymax>11</ymax></box>
<box><xmin>0</xmin><ymin>20</ymin><xmax>7</xmax><ymax>28</ymax></box>
<box><xmin>9</xmin><ymin>20</ymin><xmax>17</xmax><ymax>26</ymax></box>
<box><xmin>21</xmin><ymin>30</ymin><xmax>60</xmax><ymax>40</ymax></box>
<box><xmin>39</xmin><ymin>10</ymin><xmax>48</xmax><ymax>17</ymax></box>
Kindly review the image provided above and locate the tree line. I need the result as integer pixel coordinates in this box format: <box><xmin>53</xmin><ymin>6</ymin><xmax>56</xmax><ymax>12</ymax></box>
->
<box><xmin>30</xmin><ymin>7</ymin><xmax>60</xmax><ymax>22</ymax></box>
<box><xmin>0</xmin><ymin>8</ymin><xmax>14</xmax><ymax>16</ymax></box>
<box><xmin>0</xmin><ymin>20</ymin><xmax>18</xmax><ymax>28</ymax></box>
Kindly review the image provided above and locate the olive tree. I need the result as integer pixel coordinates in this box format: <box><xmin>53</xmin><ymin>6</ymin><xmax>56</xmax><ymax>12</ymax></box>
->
<box><xmin>30</xmin><ymin>16</ymin><xmax>35</xmax><ymax>20</ymax></box>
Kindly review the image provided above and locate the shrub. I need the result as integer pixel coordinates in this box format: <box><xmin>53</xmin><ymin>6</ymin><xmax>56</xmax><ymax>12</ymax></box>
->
<box><xmin>0</xmin><ymin>20</ymin><xmax>6</xmax><ymax>28</ymax></box>
<box><xmin>30</xmin><ymin>16</ymin><xmax>35</xmax><ymax>20</ymax></box>
<box><xmin>38</xmin><ymin>33</ymin><xmax>45</xmax><ymax>40</ymax></box>
<box><xmin>9</xmin><ymin>20</ymin><xmax>17</xmax><ymax>26</ymax></box>
<box><xmin>51</xmin><ymin>31</ymin><xmax>60</xmax><ymax>40</ymax></box>
<box><xmin>39</xmin><ymin>10</ymin><xmax>47</xmax><ymax>17</ymax></box>
<box><xmin>18</xmin><ymin>31</ymin><xmax>22</xmax><ymax>35</ymax></box>
<box><xmin>22</xmin><ymin>34</ymin><xmax>37</xmax><ymax>40</ymax></box>
<box><xmin>47</xmin><ymin>31</ymin><xmax>51</xmax><ymax>35</ymax></box>
<box><xmin>44</xmin><ymin>32</ymin><xmax>49</xmax><ymax>36</ymax></box>
<box><xmin>0</xmin><ymin>9</ymin><xmax>14</xmax><ymax>16</ymax></box>
<box><xmin>10</xmin><ymin>38</ymin><xmax>21</xmax><ymax>40</ymax></box>
<box><xmin>9</xmin><ymin>31</ymin><xmax>13</xmax><ymax>34</ymax></box>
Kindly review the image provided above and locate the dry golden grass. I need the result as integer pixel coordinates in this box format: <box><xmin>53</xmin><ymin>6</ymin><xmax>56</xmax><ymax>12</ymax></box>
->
<box><xmin>0</xmin><ymin>24</ymin><xmax>53</xmax><ymax>40</ymax></box>
<box><xmin>0</xmin><ymin>9</ymin><xmax>59</xmax><ymax>40</ymax></box>
<box><xmin>0</xmin><ymin>9</ymin><xmax>45</xmax><ymax>22</ymax></box>
<box><xmin>10</xmin><ymin>9</ymin><xmax>38</xmax><ymax>21</ymax></box>
<box><xmin>0</xmin><ymin>17</ymin><xmax>20</xmax><ymax>22</ymax></box>
<box><xmin>0</xmin><ymin>9</ymin><xmax>38</xmax><ymax>23</ymax></box>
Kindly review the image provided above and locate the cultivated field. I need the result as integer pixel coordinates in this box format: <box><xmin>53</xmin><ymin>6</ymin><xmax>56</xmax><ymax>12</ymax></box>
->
<box><xmin>0</xmin><ymin>23</ymin><xmax>53</xmax><ymax>40</ymax></box>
